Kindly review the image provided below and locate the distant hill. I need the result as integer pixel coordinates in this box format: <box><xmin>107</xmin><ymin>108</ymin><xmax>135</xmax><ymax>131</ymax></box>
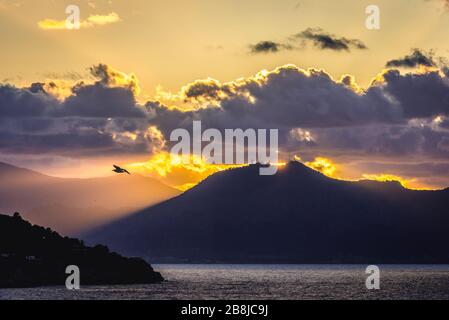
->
<box><xmin>0</xmin><ymin>162</ymin><xmax>180</xmax><ymax>235</ymax></box>
<box><xmin>0</xmin><ymin>213</ymin><xmax>163</xmax><ymax>288</ymax></box>
<box><xmin>84</xmin><ymin>162</ymin><xmax>449</xmax><ymax>263</ymax></box>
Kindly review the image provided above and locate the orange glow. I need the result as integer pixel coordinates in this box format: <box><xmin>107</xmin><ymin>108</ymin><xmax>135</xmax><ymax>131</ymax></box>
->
<box><xmin>128</xmin><ymin>152</ymin><xmax>288</xmax><ymax>190</ymax></box>
<box><xmin>127</xmin><ymin>152</ymin><xmax>244</xmax><ymax>190</ymax></box>
<box><xmin>305</xmin><ymin>157</ymin><xmax>337</xmax><ymax>177</ymax></box>
<box><xmin>128</xmin><ymin>152</ymin><xmax>440</xmax><ymax>192</ymax></box>
<box><xmin>128</xmin><ymin>152</ymin><xmax>241</xmax><ymax>176</ymax></box>
<box><xmin>299</xmin><ymin>156</ymin><xmax>440</xmax><ymax>190</ymax></box>
<box><xmin>361</xmin><ymin>174</ymin><xmax>435</xmax><ymax>190</ymax></box>
<box><xmin>176</xmin><ymin>183</ymin><xmax>198</xmax><ymax>192</ymax></box>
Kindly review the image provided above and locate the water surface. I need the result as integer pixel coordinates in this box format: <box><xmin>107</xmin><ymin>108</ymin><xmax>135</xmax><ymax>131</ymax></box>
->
<box><xmin>1</xmin><ymin>264</ymin><xmax>449</xmax><ymax>300</ymax></box>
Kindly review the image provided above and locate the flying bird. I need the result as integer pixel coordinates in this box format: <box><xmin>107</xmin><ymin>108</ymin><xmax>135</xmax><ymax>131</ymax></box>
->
<box><xmin>112</xmin><ymin>165</ymin><xmax>131</xmax><ymax>175</ymax></box>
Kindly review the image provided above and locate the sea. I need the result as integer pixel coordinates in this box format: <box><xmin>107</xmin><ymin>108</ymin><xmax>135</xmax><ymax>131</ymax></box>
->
<box><xmin>1</xmin><ymin>264</ymin><xmax>449</xmax><ymax>300</ymax></box>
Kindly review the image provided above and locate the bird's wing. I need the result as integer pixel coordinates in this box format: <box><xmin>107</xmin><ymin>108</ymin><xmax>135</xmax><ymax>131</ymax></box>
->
<box><xmin>113</xmin><ymin>165</ymin><xmax>121</xmax><ymax>170</ymax></box>
<box><xmin>124</xmin><ymin>169</ymin><xmax>131</xmax><ymax>175</ymax></box>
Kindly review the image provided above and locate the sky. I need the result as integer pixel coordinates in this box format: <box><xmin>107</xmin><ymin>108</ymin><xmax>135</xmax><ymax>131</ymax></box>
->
<box><xmin>1</xmin><ymin>0</ymin><xmax>449</xmax><ymax>190</ymax></box>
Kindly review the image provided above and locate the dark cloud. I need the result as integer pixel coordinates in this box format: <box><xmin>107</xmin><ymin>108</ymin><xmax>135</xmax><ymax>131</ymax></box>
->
<box><xmin>59</xmin><ymin>83</ymin><xmax>145</xmax><ymax>118</ymax></box>
<box><xmin>285</xmin><ymin>123</ymin><xmax>449</xmax><ymax>163</ymax></box>
<box><xmin>90</xmin><ymin>64</ymin><xmax>140</xmax><ymax>95</ymax></box>
<box><xmin>439</xmin><ymin>117</ymin><xmax>449</xmax><ymax>129</ymax></box>
<box><xmin>148</xmin><ymin>66</ymin><xmax>400</xmax><ymax>137</ymax></box>
<box><xmin>0</xmin><ymin>116</ymin><xmax>154</xmax><ymax>157</ymax></box>
<box><xmin>353</xmin><ymin>161</ymin><xmax>449</xmax><ymax>178</ymax></box>
<box><xmin>380</xmin><ymin>69</ymin><xmax>449</xmax><ymax>118</ymax></box>
<box><xmin>0</xmin><ymin>65</ymin><xmax>160</xmax><ymax>158</ymax></box>
<box><xmin>144</xmin><ymin>65</ymin><xmax>449</xmax><ymax>171</ymax></box>
<box><xmin>173</xmin><ymin>68</ymin><xmax>446</xmax><ymax>132</ymax></box>
<box><xmin>386</xmin><ymin>49</ymin><xmax>436</xmax><ymax>68</ymax></box>
<box><xmin>15</xmin><ymin>118</ymin><xmax>55</xmax><ymax>133</ymax></box>
<box><xmin>2</xmin><ymin>62</ymin><xmax>449</xmax><ymax>177</ymax></box>
<box><xmin>250</xmin><ymin>41</ymin><xmax>292</xmax><ymax>54</ymax></box>
<box><xmin>28</xmin><ymin>82</ymin><xmax>48</xmax><ymax>94</ymax></box>
<box><xmin>0</xmin><ymin>129</ymin><xmax>113</xmax><ymax>155</ymax></box>
<box><xmin>181</xmin><ymin>78</ymin><xmax>230</xmax><ymax>102</ymax></box>
<box><xmin>249</xmin><ymin>28</ymin><xmax>366</xmax><ymax>55</ymax></box>
<box><xmin>364</xmin><ymin>125</ymin><xmax>449</xmax><ymax>158</ymax></box>
<box><xmin>0</xmin><ymin>69</ymin><xmax>146</xmax><ymax>119</ymax></box>
<box><xmin>294</xmin><ymin>28</ymin><xmax>367</xmax><ymax>51</ymax></box>
<box><xmin>0</xmin><ymin>84</ymin><xmax>57</xmax><ymax>117</ymax></box>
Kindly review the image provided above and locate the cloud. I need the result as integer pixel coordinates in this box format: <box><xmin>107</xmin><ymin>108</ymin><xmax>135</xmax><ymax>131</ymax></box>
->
<box><xmin>180</xmin><ymin>78</ymin><xmax>233</xmax><ymax>103</ymax></box>
<box><xmin>42</xmin><ymin>64</ymin><xmax>144</xmax><ymax>118</ymax></box>
<box><xmin>127</xmin><ymin>151</ymin><xmax>242</xmax><ymax>191</ymax></box>
<box><xmin>0</xmin><ymin>64</ymin><xmax>158</xmax><ymax>157</ymax></box>
<box><xmin>305</xmin><ymin>157</ymin><xmax>337</xmax><ymax>177</ymax></box>
<box><xmin>0</xmin><ymin>64</ymin><xmax>144</xmax><ymax>119</ymax></box>
<box><xmin>249</xmin><ymin>28</ymin><xmax>367</xmax><ymax>54</ymax></box>
<box><xmin>311</xmin><ymin>122</ymin><xmax>449</xmax><ymax>159</ymax></box>
<box><xmin>38</xmin><ymin>12</ymin><xmax>121</xmax><ymax>30</ymax></box>
<box><xmin>142</xmin><ymin>64</ymin><xmax>449</xmax><ymax>184</ymax></box>
<box><xmin>3</xmin><ymin>62</ymin><xmax>449</xmax><ymax>188</ymax></box>
<box><xmin>38</xmin><ymin>19</ymin><xmax>68</xmax><ymax>30</ymax></box>
<box><xmin>0</xmin><ymin>84</ymin><xmax>58</xmax><ymax>117</ymax></box>
<box><xmin>86</xmin><ymin>12</ymin><xmax>121</xmax><ymax>26</ymax></box>
<box><xmin>59</xmin><ymin>83</ymin><xmax>144</xmax><ymax>118</ymax></box>
<box><xmin>290</xmin><ymin>128</ymin><xmax>316</xmax><ymax>143</ymax></box>
<box><xmin>386</xmin><ymin>49</ymin><xmax>436</xmax><ymax>68</ymax></box>
<box><xmin>294</xmin><ymin>28</ymin><xmax>367</xmax><ymax>51</ymax></box>
<box><xmin>379</xmin><ymin>69</ymin><xmax>449</xmax><ymax>118</ymax></box>
<box><xmin>104</xmin><ymin>65</ymin><xmax>449</xmax><ymax>142</ymax></box>
<box><xmin>147</xmin><ymin>65</ymin><xmax>401</xmax><ymax>135</ymax></box>
<box><xmin>250</xmin><ymin>41</ymin><xmax>292</xmax><ymax>54</ymax></box>
<box><xmin>90</xmin><ymin>64</ymin><xmax>140</xmax><ymax>96</ymax></box>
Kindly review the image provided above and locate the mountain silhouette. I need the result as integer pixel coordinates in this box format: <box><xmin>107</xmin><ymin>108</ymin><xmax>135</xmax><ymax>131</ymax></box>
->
<box><xmin>0</xmin><ymin>162</ymin><xmax>180</xmax><ymax>235</ymax></box>
<box><xmin>84</xmin><ymin>162</ymin><xmax>449</xmax><ymax>263</ymax></box>
<box><xmin>0</xmin><ymin>213</ymin><xmax>163</xmax><ymax>288</ymax></box>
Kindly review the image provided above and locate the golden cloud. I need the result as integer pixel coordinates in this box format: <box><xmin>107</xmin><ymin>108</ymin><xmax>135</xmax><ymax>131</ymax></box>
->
<box><xmin>90</xmin><ymin>64</ymin><xmax>140</xmax><ymax>96</ymax></box>
<box><xmin>38</xmin><ymin>12</ymin><xmax>121</xmax><ymax>30</ymax></box>
<box><xmin>154</xmin><ymin>65</ymin><xmax>330</xmax><ymax>109</ymax></box>
<box><xmin>127</xmin><ymin>152</ymin><xmax>244</xmax><ymax>190</ymax></box>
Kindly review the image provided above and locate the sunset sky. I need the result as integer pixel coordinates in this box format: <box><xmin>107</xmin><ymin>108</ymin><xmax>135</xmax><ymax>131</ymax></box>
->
<box><xmin>1</xmin><ymin>0</ymin><xmax>449</xmax><ymax>190</ymax></box>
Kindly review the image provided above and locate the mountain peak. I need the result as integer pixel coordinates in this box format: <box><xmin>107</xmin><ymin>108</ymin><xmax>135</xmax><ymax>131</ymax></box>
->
<box><xmin>282</xmin><ymin>160</ymin><xmax>323</xmax><ymax>174</ymax></box>
<box><xmin>84</xmin><ymin>156</ymin><xmax>449</xmax><ymax>264</ymax></box>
